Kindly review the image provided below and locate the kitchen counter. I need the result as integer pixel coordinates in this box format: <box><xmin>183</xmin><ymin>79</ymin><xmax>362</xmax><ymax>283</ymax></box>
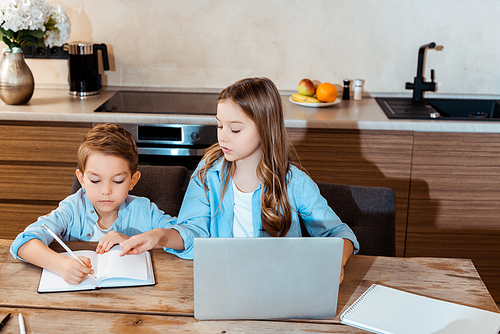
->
<box><xmin>1</xmin><ymin>88</ymin><xmax>500</xmax><ymax>133</ymax></box>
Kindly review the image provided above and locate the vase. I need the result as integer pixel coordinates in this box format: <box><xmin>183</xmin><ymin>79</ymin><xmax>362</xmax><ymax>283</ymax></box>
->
<box><xmin>0</xmin><ymin>50</ymin><xmax>35</xmax><ymax>105</ymax></box>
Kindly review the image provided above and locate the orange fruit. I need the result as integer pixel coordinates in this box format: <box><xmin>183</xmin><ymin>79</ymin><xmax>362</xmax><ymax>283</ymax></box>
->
<box><xmin>316</xmin><ymin>82</ymin><xmax>337</xmax><ymax>103</ymax></box>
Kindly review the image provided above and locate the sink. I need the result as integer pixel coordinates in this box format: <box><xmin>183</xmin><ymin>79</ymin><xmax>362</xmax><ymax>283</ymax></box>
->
<box><xmin>376</xmin><ymin>97</ymin><xmax>500</xmax><ymax>120</ymax></box>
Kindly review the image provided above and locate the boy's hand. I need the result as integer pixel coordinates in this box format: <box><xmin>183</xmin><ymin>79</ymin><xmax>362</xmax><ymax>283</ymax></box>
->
<box><xmin>119</xmin><ymin>229</ymin><xmax>162</xmax><ymax>256</ymax></box>
<box><xmin>58</xmin><ymin>255</ymin><xmax>94</xmax><ymax>285</ymax></box>
<box><xmin>96</xmin><ymin>231</ymin><xmax>130</xmax><ymax>254</ymax></box>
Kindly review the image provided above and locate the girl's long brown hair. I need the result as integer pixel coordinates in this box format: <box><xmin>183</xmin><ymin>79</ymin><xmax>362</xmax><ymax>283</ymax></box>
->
<box><xmin>197</xmin><ymin>77</ymin><xmax>297</xmax><ymax>237</ymax></box>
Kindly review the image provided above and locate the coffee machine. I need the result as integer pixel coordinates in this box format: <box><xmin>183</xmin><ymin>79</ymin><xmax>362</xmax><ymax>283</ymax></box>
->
<box><xmin>68</xmin><ymin>42</ymin><xmax>110</xmax><ymax>96</ymax></box>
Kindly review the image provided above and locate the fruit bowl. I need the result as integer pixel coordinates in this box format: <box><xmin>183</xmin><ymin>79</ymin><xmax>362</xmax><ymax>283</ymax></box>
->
<box><xmin>289</xmin><ymin>96</ymin><xmax>341</xmax><ymax>108</ymax></box>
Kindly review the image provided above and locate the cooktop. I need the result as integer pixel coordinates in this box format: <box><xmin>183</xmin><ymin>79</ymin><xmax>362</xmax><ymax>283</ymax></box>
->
<box><xmin>95</xmin><ymin>91</ymin><xmax>219</xmax><ymax>115</ymax></box>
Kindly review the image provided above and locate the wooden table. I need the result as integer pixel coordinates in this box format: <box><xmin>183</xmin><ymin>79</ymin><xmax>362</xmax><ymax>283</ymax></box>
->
<box><xmin>0</xmin><ymin>239</ymin><xmax>498</xmax><ymax>333</ymax></box>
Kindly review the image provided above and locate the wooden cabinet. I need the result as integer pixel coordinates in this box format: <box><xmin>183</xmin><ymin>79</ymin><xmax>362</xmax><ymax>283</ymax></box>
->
<box><xmin>288</xmin><ymin>128</ymin><xmax>414</xmax><ymax>257</ymax></box>
<box><xmin>405</xmin><ymin>132</ymin><xmax>500</xmax><ymax>301</ymax></box>
<box><xmin>0</xmin><ymin>121</ymin><xmax>91</xmax><ymax>239</ymax></box>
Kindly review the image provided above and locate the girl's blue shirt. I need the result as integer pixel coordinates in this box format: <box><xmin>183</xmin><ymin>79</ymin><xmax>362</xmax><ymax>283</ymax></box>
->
<box><xmin>10</xmin><ymin>188</ymin><xmax>176</xmax><ymax>260</ymax></box>
<box><xmin>166</xmin><ymin>159</ymin><xmax>360</xmax><ymax>259</ymax></box>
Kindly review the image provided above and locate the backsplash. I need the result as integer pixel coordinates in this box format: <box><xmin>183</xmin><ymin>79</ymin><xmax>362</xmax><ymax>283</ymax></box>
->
<box><xmin>5</xmin><ymin>0</ymin><xmax>500</xmax><ymax>96</ymax></box>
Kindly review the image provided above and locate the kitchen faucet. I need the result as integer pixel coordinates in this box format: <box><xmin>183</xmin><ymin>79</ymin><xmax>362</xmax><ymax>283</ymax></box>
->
<box><xmin>405</xmin><ymin>42</ymin><xmax>437</xmax><ymax>102</ymax></box>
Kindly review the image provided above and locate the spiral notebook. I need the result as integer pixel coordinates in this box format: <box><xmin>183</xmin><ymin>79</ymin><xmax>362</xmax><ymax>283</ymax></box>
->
<box><xmin>340</xmin><ymin>284</ymin><xmax>500</xmax><ymax>334</ymax></box>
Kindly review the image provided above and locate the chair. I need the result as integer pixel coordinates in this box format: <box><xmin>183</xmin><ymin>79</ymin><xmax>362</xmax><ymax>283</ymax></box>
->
<box><xmin>304</xmin><ymin>182</ymin><xmax>396</xmax><ymax>257</ymax></box>
<box><xmin>71</xmin><ymin>165</ymin><xmax>190</xmax><ymax>216</ymax></box>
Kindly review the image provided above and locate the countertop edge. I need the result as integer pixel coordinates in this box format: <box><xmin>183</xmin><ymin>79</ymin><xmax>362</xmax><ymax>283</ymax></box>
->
<box><xmin>1</xmin><ymin>88</ymin><xmax>500</xmax><ymax>133</ymax></box>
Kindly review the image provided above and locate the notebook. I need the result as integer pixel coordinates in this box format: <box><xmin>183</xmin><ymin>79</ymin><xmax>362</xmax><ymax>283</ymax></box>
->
<box><xmin>38</xmin><ymin>246</ymin><xmax>155</xmax><ymax>293</ymax></box>
<box><xmin>340</xmin><ymin>283</ymin><xmax>500</xmax><ymax>334</ymax></box>
<box><xmin>193</xmin><ymin>237</ymin><xmax>344</xmax><ymax>320</ymax></box>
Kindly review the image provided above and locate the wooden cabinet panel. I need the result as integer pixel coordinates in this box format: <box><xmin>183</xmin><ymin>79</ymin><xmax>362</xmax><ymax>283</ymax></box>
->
<box><xmin>0</xmin><ymin>122</ymin><xmax>92</xmax><ymax>240</ymax></box>
<box><xmin>0</xmin><ymin>165</ymin><xmax>76</xmax><ymax>201</ymax></box>
<box><xmin>0</xmin><ymin>124</ymin><xmax>89</xmax><ymax>163</ymax></box>
<box><xmin>410</xmin><ymin>165</ymin><xmax>500</xmax><ymax>201</ymax></box>
<box><xmin>412</xmin><ymin>132</ymin><xmax>500</xmax><ymax>166</ymax></box>
<box><xmin>288</xmin><ymin>128</ymin><xmax>414</xmax><ymax>257</ymax></box>
<box><xmin>0</xmin><ymin>203</ymin><xmax>58</xmax><ymax>240</ymax></box>
<box><xmin>408</xmin><ymin>199</ymin><xmax>500</xmax><ymax>232</ymax></box>
<box><xmin>406</xmin><ymin>132</ymin><xmax>500</xmax><ymax>301</ymax></box>
<box><xmin>288</xmin><ymin>129</ymin><xmax>413</xmax><ymax>165</ymax></box>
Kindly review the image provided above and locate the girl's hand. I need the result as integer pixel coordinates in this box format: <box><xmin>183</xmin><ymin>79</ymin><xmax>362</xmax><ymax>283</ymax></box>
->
<box><xmin>119</xmin><ymin>230</ymin><xmax>163</xmax><ymax>256</ymax></box>
<box><xmin>58</xmin><ymin>255</ymin><xmax>94</xmax><ymax>285</ymax></box>
<box><xmin>96</xmin><ymin>231</ymin><xmax>130</xmax><ymax>254</ymax></box>
<box><xmin>340</xmin><ymin>238</ymin><xmax>353</xmax><ymax>285</ymax></box>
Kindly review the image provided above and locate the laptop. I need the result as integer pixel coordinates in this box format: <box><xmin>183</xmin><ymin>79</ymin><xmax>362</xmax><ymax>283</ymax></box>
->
<box><xmin>193</xmin><ymin>237</ymin><xmax>344</xmax><ymax>320</ymax></box>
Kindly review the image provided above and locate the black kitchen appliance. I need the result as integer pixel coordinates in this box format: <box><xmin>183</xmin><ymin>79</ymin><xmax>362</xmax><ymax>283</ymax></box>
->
<box><xmin>95</xmin><ymin>91</ymin><xmax>219</xmax><ymax>172</ymax></box>
<box><xmin>95</xmin><ymin>90</ymin><xmax>219</xmax><ymax>115</ymax></box>
<box><xmin>68</xmin><ymin>42</ymin><xmax>110</xmax><ymax>96</ymax></box>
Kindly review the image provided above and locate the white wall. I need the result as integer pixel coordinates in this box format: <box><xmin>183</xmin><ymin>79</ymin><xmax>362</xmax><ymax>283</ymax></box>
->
<box><xmin>9</xmin><ymin>0</ymin><xmax>500</xmax><ymax>95</ymax></box>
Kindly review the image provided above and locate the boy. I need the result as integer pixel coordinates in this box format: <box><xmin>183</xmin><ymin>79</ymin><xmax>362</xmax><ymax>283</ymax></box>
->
<box><xmin>10</xmin><ymin>123</ymin><xmax>175</xmax><ymax>285</ymax></box>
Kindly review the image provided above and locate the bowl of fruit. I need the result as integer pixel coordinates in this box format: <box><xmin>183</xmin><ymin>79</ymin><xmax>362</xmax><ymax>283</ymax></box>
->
<box><xmin>290</xmin><ymin>78</ymin><xmax>340</xmax><ymax>108</ymax></box>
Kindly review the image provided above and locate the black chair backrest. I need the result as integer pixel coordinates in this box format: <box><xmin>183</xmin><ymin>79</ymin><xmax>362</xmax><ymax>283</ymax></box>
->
<box><xmin>71</xmin><ymin>165</ymin><xmax>189</xmax><ymax>216</ymax></box>
<box><xmin>309</xmin><ymin>182</ymin><xmax>396</xmax><ymax>257</ymax></box>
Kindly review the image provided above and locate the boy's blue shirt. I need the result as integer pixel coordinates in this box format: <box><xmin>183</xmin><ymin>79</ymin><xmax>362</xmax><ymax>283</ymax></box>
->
<box><xmin>166</xmin><ymin>159</ymin><xmax>360</xmax><ymax>259</ymax></box>
<box><xmin>10</xmin><ymin>188</ymin><xmax>176</xmax><ymax>260</ymax></box>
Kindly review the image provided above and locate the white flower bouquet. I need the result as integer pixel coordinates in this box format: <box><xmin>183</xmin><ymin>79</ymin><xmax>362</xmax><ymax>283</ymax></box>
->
<box><xmin>0</xmin><ymin>0</ymin><xmax>71</xmax><ymax>51</ymax></box>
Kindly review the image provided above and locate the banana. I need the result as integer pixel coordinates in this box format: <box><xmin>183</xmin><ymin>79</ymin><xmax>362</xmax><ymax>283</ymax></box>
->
<box><xmin>291</xmin><ymin>93</ymin><xmax>321</xmax><ymax>104</ymax></box>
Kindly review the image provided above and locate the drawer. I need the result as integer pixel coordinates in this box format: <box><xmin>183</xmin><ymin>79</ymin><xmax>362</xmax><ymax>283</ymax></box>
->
<box><xmin>0</xmin><ymin>203</ymin><xmax>58</xmax><ymax>239</ymax></box>
<box><xmin>0</xmin><ymin>125</ymin><xmax>89</xmax><ymax>163</ymax></box>
<box><xmin>0</xmin><ymin>165</ymin><xmax>75</xmax><ymax>201</ymax></box>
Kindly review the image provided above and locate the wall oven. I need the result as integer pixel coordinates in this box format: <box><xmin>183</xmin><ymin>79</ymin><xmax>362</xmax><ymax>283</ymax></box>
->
<box><xmin>94</xmin><ymin>91</ymin><xmax>219</xmax><ymax>173</ymax></box>
<box><xmin>117</xmin><ymin>123</ymin><xmax>216</xmax><ymax>171</ymax></box>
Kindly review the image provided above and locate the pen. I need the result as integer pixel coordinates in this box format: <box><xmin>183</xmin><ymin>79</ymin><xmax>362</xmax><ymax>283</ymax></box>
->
<box><xmin>18</xmin><ymin>313</ymin><xmax>25</xmax><ymax>334</ymax></box>
<box><xmin>0</xmin><ymin>313</ymin><xmax>11</xmax><ymax>330</ymax></box>
<box><xmin>42</xmin><ymin>223</ymin><xmax>97</xmax><ymax>279</ymax></box>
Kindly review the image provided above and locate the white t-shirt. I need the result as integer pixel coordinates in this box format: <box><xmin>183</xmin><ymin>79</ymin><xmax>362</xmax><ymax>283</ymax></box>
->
<box><xmin>90</xmin><ymin>222</ymin><xmax>113</xmax><ymax>242</ymax></box>
<box><xmin>232</xmin><ymin>180</ymin><xmax>255</xmax><ymax>238</ymax></box>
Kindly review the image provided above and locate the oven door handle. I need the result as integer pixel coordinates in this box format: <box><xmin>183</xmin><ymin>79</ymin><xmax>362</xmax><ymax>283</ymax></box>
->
<box><xmin>138</xmin><ymin>147</ymin><xmax>209</xmax><ymax>157</ymax></box>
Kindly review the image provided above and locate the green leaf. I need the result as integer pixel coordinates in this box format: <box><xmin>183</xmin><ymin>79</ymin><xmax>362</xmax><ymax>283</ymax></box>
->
<box><xmin>30</xmin><ymin>29</ymin><xmax>45</xmax><ymax>39</ymax></box>
<box><xmin>19</xmin><ymin>35</ymin><xmax>41</xmax><ymax>48</ymax></box>
<box><xmin>2</xmin><ymin>36</ymin><xmax>14</xmax><ymax>50</ymax></box>
<box><xmin>0</xmin><ymin>27</ymin><xmax>13</xmax><ymax>39</ymax></box>
<box><xmin>20</xmin><ymin>35</ymin><xmax>39</xmax><ymax>43</ymax></box>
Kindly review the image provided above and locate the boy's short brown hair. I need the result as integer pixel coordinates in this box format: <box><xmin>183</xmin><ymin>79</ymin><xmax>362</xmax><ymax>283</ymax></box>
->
<box><xmin>78</xmin><ymin>123</ymin><xmax>138</xmax><ymax>174</ymax></box>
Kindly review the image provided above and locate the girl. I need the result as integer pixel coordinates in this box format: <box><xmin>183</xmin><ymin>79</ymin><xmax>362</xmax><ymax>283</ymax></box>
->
<box><xmin>120</xmin><ymin>77</ymin><xmax>359</xmax><ymax>283</ymax></box>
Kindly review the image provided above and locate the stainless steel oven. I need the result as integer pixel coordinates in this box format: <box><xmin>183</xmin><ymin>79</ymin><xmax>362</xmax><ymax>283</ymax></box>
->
<box><xmin>94</xmin><ymin>91</ymin><xmax>219</xmax><ymax>173</ymax></box>
<box><xmin>117</xmin><ymin>123</ymin><xmax>216</xmax><ymax>171</ymax></box>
